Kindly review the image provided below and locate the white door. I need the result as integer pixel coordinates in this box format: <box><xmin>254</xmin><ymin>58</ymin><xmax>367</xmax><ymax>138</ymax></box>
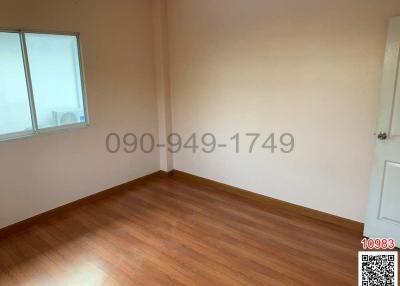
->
<box><xmin>365</xmin><ymin>16</ymin><xmax>400</xmax><ymax>244</ymax></box>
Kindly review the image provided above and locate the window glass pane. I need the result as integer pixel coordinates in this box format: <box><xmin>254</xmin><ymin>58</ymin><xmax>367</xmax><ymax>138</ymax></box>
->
<box><xmin>0</xmin><ymin>32</ymin><xmax>33</xmax><ymax>136</ymax></box>
<box><xmin>25</xmin><ymin>33</ymin><xmax>86</xmax><ymax>129</ymax></box>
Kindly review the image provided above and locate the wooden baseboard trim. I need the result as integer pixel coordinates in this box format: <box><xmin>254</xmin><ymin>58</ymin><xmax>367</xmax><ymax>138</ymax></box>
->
<box><xmin>0</xmin><ymin>169</ymin><xmax>363</xmax><ymax>238</ymax></box>
<box><xmin>169</xmin><ymin>170</ymin><xmax>364</xmax><ymax>233</ymax></box>
<box><xmin>0</xmin><ymin>171</ymin><xmax>166</xmax><ymax>239</ymax></box>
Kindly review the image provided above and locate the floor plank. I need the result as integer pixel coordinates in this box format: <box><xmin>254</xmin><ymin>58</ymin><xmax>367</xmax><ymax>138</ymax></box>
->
<box><xmin>0</xmin><ymin>174</ymin><xmax>373</xmax><ymax>285</ymax></box>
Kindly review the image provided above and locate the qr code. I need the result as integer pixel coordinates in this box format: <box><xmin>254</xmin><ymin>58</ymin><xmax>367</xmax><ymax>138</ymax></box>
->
<box><xmin>359</xmin><ymin>251</ymin><xmax>398</xmax><ymax>286</ymax></box>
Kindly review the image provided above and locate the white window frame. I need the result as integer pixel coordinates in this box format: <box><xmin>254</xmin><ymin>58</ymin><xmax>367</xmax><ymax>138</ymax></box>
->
<box><xmin>0</xmin><ymin>28</ymin><xmax>89</xmax><ymax>142</ymax></box>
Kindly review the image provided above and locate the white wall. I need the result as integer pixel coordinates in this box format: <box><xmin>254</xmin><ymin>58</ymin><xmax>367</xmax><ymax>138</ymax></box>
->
<box><xmin>2</xmin><ymin>0</ymin><xmax>399</xmax><ymax>228</ymax></box>
<box><xmin>153</xmin><ymin>0</ymin><xmax>174</xmax><ymax>171</ymax></box>
<box><xmin>0</xmin><ymin>0</ymin><xmax>159</xmax><ymax>228</ymax></box>
<box><xmin>167</xmin><ymin>0</ymin><xmax>400</xmax><ymax>222</ymax></box>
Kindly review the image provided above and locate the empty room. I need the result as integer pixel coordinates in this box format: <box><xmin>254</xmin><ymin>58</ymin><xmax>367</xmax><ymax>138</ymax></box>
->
<box><xmin>1</xmin><ymin>0</ymin><xmax>400</xmax><ymax>285</ymax></box>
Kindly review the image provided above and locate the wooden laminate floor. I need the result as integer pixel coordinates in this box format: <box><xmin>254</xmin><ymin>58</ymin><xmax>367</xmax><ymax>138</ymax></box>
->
<box><xmin>0</xmin><ymin>174</ymin><xmax>366</xmax><ymax>285</ymax></box>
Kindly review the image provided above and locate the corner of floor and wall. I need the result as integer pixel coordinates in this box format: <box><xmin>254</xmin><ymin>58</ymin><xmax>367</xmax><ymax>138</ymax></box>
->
<box><xmin>156</xmin><ymin>0</ymin><xmax>400</xmax><ymax>226</ymax></box>
<box><xmin>1</xmin><ymin>0</ymin><xmax>400</xmax><ymax>231</ymax></box>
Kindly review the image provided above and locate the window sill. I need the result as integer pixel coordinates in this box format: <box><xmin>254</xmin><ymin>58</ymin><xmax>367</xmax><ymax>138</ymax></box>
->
<box><xmin>0</xmin><ymin>122</ymin><xmax>89</xmax><ymax>144</ymax></box>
